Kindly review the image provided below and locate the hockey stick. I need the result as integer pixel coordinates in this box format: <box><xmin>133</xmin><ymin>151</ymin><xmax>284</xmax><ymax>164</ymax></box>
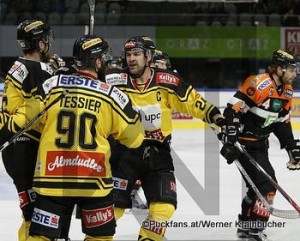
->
<box><xmin>87</xmin><ymin>0</ymin><xmax>96</xmax><ymax>35</ymax></box>
<box><xmin>210</xmin><ymin>124</ymin><xmax>300</xmax><ymax>219</ymax></box>
<box><xmin>234</xmin><ymin>159</ymin><xmax>300</xmax><ymax>219</ymax></box>
<box><xmin>0</xmin><ymin>90</ymin><xmax>68</xmax><ymax>152</ymax></box>
<box><xmin>235</xmin><ymin>139</ymin><xmax>300</xmax><ymax>215</ymax></box>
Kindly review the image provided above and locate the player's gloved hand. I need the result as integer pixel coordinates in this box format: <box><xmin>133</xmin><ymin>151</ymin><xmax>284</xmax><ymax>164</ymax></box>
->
<box><xmin>215</xmin><ymin>115</ymin><xmax>240</xmax><ymax>144</ymax></box>
<box><xmin>48</xmin><ymin>54</ymin><xmax>66</xmax><ymax>74</ymax></box>
<box><xmin>220</xmin><ymin>144</ymin><xmax>241</xmax><ymax>164</ymax></box>
<box><xmin>286</xmin><ymin>139</ymin><xmax>300</xmax><ymax>170</ymax></box>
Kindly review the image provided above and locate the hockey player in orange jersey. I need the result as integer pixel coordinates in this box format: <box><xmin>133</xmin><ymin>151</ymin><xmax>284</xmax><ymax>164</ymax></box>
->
<box><xmin>220</xmin><ymin>49</ymin><xmax>299</xmax><ymax>241</ymax></box>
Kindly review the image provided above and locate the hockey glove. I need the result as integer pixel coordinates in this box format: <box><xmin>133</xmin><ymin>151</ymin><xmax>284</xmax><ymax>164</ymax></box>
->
<box><xmin>220</xmin><ymin>144</ymin><xmax>242</xmax><ymax>165</ymax></box>
<box><xmin>216</xmin><ymin>115</ymin><xmax>240</xmax><ymax>144</ymax></box>
<box><xmin>48</xmin><ymin>54</ymin><xmax>66</xmax><ymax>74</ymax></box>
<box><xmin>286</xmin><ymin>139</ymin><xmax>300</xmax><ymax>170</ymax></box>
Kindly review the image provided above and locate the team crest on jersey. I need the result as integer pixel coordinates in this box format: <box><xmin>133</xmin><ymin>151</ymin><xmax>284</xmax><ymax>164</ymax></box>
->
<box><xmin>246</xmin><ymin>87</ymin><xmax>255</xmax><ymax>96</ymax></box>
<box><xmin>156</xmin><ymin>72</ymin><xmax>179</xmax><ymax>86</ymax></box>
<box><xmin>105</xmin><ymin>73</ymin><xmax>127</xmax><ymax>85</ymax></box>
<box><xmin>284</xmin><ymin>89</ymin><xmax>293</xmax><ymax>98</ymax></box>
<box><xmin>257</xmin><ymin>79</ymin><xmax>271</xmax><ymax>91</ymax></box>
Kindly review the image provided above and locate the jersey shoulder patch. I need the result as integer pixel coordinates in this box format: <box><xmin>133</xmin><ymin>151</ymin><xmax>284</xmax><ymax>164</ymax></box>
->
<box><xmin>105</xmin><ymin>73</ymin><xmax>128</xmax><ymax>85</ymax></box>
<box><xmin>110</xmin><ymin>86</ymin><xmax>129</xmax><ymax>109</ymax></box>
<box><xmin>156</xmin><ymin>71</ymin><xmax>180</xmax><ymax>86</ymax></box>
<box><xmin>41</xmin><ymin>62</ymin><xmax>54</xmax><ymax>76</ymax></box>
<box><xmin>257</xmin><ymin>78</ymin><xmax>272</xmax><ymax>92</ymax></box>
<box><xmin>43</xmin><ymin>76</ymin><xmax>58</xmax><ymax>95</ymax></box>
<box><xmin>8</xmin><ymin>61</ymin><xmax>29</xmax><ymax>83</ymax></box>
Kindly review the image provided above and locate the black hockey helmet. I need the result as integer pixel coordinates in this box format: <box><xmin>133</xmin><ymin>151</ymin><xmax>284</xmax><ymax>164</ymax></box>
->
<box><xmin>140</xmin><ymin>36</ymin><xmax>156</xmax><ymax>53</ymax></box>
<box><xmin>17</xmin><ymin>19</ymin><xmax>54</xmax><ymax>51</ymax></box>
<box><xmin>123</xmin><ymin>36</ymin><xmax>154</xmax><ymax>55</ymax></box>
<box><xmin>271</xmin><ymin>49</ymin><xmax>296</xmax><ymax>68</ymax></box>
<box><xmin>73</xmin><ymin>35</ymin><xmax>113</xmax><ymax>68</ymax></box>
<box><xmin>153</xmin><ymin>49</ymin><xmax>172</xmax><ymax>69</ymax></box>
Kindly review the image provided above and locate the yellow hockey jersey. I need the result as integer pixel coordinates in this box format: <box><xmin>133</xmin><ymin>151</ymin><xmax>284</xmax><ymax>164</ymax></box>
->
<box><xmin>1</xmin><ymin>57</ymin><xmax>54</xmax><ymax>140</ymax></box>
<box><xmin>106</xmin><ymin>68</ymin><xmax>219</xmax><ymax>142</ymax></box>
<box><xmin>1</xmin><ymin>72</ymin><xmax>144</xmax><ymax>197</ymax></box>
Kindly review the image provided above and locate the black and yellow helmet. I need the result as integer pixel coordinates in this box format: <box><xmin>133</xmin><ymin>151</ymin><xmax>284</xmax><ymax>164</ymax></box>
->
<box><xmin>271</xmin><ymin>49</ymin><xmax>296</xmax><ymax>68</ymax></box>
<box><xmin>17</xmin><ymin>19</ymin><xmax>54</xmax><ymax>51</ymax></box>
<box><xmin>73</xmin><ymin>35</ymin><xmax>113</xmax><ymax>68</ymax></box>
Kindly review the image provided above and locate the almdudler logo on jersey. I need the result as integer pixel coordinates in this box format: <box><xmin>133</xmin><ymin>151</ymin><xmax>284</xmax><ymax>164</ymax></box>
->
<box><xmin>82</xmin><ymin>205</ymin><xmax>114</xmax><ymax>228</ymax></box>
<box><xmin>31</xmin><ymin>208</ymin><xmax>60</xmax><ymax>229</ymax></box>
<box><xmin>283</xmin><ymin>28</ymin><xmax>300</xmax><ymax>56</ymax></box>
<box><xmin>157</xmin><ymin>72</ymin><xmax>179</xmax><ymax>86</ymax></box>
<box><xmin>46</xmin><ymin>151</ymin><xmax>106</xmax><ymax>177</ymax></box>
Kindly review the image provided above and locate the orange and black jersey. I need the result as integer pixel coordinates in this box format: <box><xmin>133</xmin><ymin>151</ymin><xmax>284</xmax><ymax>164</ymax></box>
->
<box><xmin>106</xmin><ymin>67</ymin><xmax>221</xmax><ymax>143</ymax></box>
<box><xmin>226</xmin><ymin>73</ymin><xmax>293</xmax><ymax>139</ymax></box>
<box><xmin>2</xmin><ymin>57</ymin><xmax>54</xmax><ymax>140</ymax></box>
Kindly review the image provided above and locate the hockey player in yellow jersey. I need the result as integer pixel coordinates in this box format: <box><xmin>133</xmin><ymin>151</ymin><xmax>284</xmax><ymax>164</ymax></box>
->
<box><xmin>0</xmin><ymin>35</ymin><xmax>144</xmax><ymax>241</ymax></box>
<box><xmin>105</xmin><ymin>36</ymin><xmax>228</xmax><ymax>241</ymax></box>
<box><xmin>0</xmin><ymin>19</ymin><xmax>58</xmax><ymax>241</ymax></box>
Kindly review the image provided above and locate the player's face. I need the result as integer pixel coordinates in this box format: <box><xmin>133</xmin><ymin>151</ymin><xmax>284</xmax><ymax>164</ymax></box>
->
<box><xmin>126</xmin><ymin>49</ymin><xmax>147</xmax><ymax>76</ymax></box>
<box><xmin>283</xmin><ymin>65</ymin><xmax>297</xmax><ymax>84</ymax></box>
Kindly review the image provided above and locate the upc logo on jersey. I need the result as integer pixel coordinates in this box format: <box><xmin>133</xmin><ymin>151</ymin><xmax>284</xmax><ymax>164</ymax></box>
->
<box><xmin>46</xmin><ymin>151</ymin><xmax>106</xmax><ymax>177</ymax></box>
<box><xmin>31</xmin><ymin>208</ymin><xmax>60</xmax><ymax>229</ymax></box>
<box><xmin>137</xmin><ymin>104</ymin><xmax>162</xmax><ymax>131</ymax></box>
<box><xmin>113</xmin><ymin>177</ymin><xmax>128</xmax><ymax>190</ymax></box>
<box><xmin>157</xmin><ymin>72</ymin><xmax>179</xmax><ymax>86</ymax></box>
<box><xmin>257</xmin><ymin>79</ymin><xmax>271</xmax><ymax>91</ymax></box>
<box><xmin>110</xmin><ymin>87</ymin><xmax>129</xmax><ymax>109</ymax></box>
<box><xmin>82</xmin><ymin>205</ymin><xmax>114</xmax><ymax>228</ymax></box>
<box><xmin>105</xmin><ymin>73</ymin><xmax>127</xmax><ymax>85</ymax></box>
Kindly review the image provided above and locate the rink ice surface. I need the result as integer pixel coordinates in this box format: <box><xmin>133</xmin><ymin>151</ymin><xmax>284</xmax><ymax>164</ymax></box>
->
<box><xmin>1</xmin><ymin>128</ymin><xmax>300</xmax><ymax>241</ymax></box>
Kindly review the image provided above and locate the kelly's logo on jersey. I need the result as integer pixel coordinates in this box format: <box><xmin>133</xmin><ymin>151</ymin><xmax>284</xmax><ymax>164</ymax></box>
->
<box><xmin>82</xmin><ymin>205</ymin><xmax>114</xmax><ymax>228</ymax></box>
<box><xmin>156</xmin><ymin>72</ymin><xmax>179</xmax><ymax>86</ymax></box>
<box><xmin>45</xmin><ymin>151</ymin><xmax>106</xmax><ymax>177</ymax></box>
<box><xmin>32</xmin><ymin>208</ymin><xmax>60</xmax><ymax>229</ymax></box>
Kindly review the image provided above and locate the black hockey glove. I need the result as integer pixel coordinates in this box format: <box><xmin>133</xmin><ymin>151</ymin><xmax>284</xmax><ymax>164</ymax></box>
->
<box><xmin>286</xmin><ymin>139</ymin><xmax>300</xmax><ymax>170</ymax></box>
<box><xmin>216</xmin><ymin>114</ymin><xmax>240</xmax><ymax>145</ymax></box>
<box><xmin>220</xmin><ymin>144</ymin><xmax>242</xmax><ymax>165</ymax></box>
